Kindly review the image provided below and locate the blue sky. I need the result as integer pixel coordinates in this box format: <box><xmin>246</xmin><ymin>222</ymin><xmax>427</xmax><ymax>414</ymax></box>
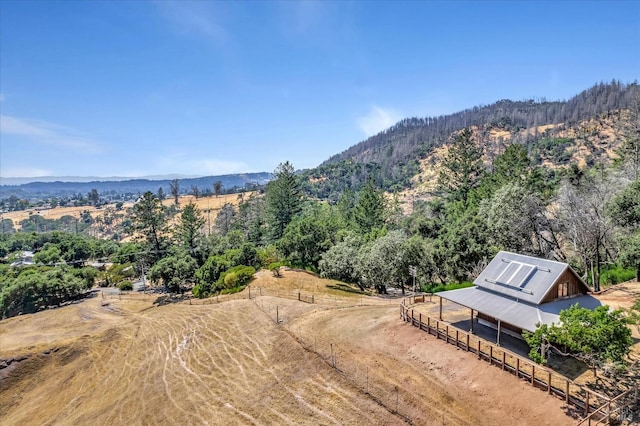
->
<box><xmin>1</xmin><ymin>1</ymin><xmax>638</xmax><ymax>180</ymax></box>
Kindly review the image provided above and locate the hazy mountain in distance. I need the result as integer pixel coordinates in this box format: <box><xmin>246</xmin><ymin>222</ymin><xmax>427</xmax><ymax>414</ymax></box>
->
<box><xmin>0</xmin><ymin>174</ymin><xmax>201</xmax><ymax>186</ymax></box>
<box><xmin>0</xmin><ymin>173</ymin><xmax>272</xmax><ymax>199</ymax></box>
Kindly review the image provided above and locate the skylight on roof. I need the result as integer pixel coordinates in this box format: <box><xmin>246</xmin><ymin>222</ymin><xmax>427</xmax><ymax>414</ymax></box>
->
<box><xmin>485</xmin><ymin>258</ymin><xmax>551</xmax><ymax>293</ymax></box>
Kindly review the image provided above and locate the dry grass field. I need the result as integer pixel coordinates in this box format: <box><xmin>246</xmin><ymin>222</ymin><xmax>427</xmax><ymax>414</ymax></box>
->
<box><xmin>2</xmin><ymin>192</ymin><xmax>251</xmax><ymax>232</ymax></box>
<box><xmin>1</xmin><ymin>270</ymin><xmax>594</xmax><ymax>425</ymax></box>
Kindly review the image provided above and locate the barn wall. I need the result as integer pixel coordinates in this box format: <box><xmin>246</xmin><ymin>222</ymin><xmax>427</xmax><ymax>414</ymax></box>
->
<box><xmin>540</xmin><ymin>269</ymin><xmax>587</xmax><ymax>304</ymax></box>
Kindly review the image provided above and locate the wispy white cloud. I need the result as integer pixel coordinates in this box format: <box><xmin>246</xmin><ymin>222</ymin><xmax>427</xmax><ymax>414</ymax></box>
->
<box><xmin>357</xmin><ymin>106</ymin><xmax>401</xmax><ymax>137</ymax></box>
<box><xmin>0</xmin><ymin>115</ymin><xmax>102</xmax><ymax>152</ymax></box>
<box><xmin>0</xmin><ymin>166</ymin><xmax>52</xmax><ymax>178</ymax></box>
<box><xmin>154</xmin><ymin>1</ymin><xmax>228</xmax><ymax>45</ymax></box>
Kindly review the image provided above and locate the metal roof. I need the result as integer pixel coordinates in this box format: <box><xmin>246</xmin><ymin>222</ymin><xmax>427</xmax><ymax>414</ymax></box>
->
<box><xmin>439</xmin><ymin>286</ymin><xmax>602</xmax><ymax>332</ymax></box>
<box><xmin>473</xmin><ymin>251</ymin><xmax>587</xmax><ymax>305</ymax></box>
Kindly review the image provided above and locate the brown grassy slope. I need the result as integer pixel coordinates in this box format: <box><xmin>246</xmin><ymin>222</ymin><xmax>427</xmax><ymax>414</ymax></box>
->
<box><xmin>2</xmin><ymin>192</ymin><xmax>250</xmax><ymax>233</ymax></box>
<box><xmin>396</xmin><ymin>114</ymin><xmax>625</xmax><ymax>212</ymax></box>
<box><xmin>0</xmin><ymin>271</ymin><xmax>575</xmax><ymax>425</ymax></box>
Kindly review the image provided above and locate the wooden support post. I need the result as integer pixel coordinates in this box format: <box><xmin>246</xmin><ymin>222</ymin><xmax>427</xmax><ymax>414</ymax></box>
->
<box><xmin>435</xmin><ymin>321</ymin><xmax>439</xmax><ymax>339</ymax></box>
<box><xmin>585</xmin><ymin>391</ymin><xmax>589</xmax><ymax>417</ymax></box>
<box><xmin>439</xmin><ymin>296</ymin><xmax>443</xmax><ymax>320</ymax></box>
<box><xmin>502</xmin><ymin>352</ymin><xmax>506</xmax><ymax>371</ymax></box>
<box><xmin>565</xmin><ymin>380</ymin><xmax>570</xmax><ymax>403</ymax></box>
<box><xmin>456</xmin><ymin>330</ymin><xmax>459</xmax><ymax>347</ymax></box>
<box><xmin>496</xmin><ymin>319</ymin><xmax>501</xmax><ymax>346</ymax></box>
<box><xmin>276</xmin><ymin>305</ymin><xmax>279</xmax><ymax>324</ymax></box>
<box><xmin>411</xmin><ymin>309</ymin><xmax>414</xmax><ymax>325</ymax></box>
<box><xmin>489</xmin><ymin>346</ymin><xmax>493</xmax><ymax>365</ymax></box>
<box><xmin>516</xmin><ymin>358</ymin><xmax>520</xmax><ymax>378</ymax></box>
<box><xmin>446</xmin><ymin>325</ymin><xmax>449</xmax><ymax>343</ymax></box>
<box><xmin>470</xmin><ymin>309</ymin><xmax>474</xmax><ymax>333</ymax></box>
<box><xmin>427</xmin><ymin>316</ymin><xmax>430</xmax><ymax>332</ymax></box>
<box><xmin>478</xmin><ymin>340</ymin><xmax>481</xmax><ymax>359</ymax></box>
<box><xmin>419</xmin><ymin>313</ymin><xmax>422</xmax><ymax>330</ymax></box>
<box><xmin>312</xmin><ymin>295</ymin><xmax>314</xmax><ymax>304</ymax></box>
<box><xmin>548</xmin><ymin>372</ymin><xmax>552</xmax><ymax>394</ymax></box>
<box><xmin>531</xmin><ymin>365</ymin><xmax>535</xmax><ymax>385</ymax></box>
<box><xmin>298</xmin><ymin>292</ymin><xmax>300</xmax><ymax>301</ymax></box>
<box><xmin>466</xmin><ymin>334</ymin><xmax>470</xmax><ymax>352</ymax></box>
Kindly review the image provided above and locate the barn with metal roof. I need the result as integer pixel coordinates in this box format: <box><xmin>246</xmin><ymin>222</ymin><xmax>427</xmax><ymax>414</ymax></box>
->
<box><xmin>437</xmin><ymin>251</ymin><xmax>601</xmax><ymax>344</ymax></box>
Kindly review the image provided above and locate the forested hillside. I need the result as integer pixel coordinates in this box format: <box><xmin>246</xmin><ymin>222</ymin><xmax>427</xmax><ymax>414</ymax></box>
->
<box><xmin>302</xmin><ymin>81</ymin><xmax>640</xmax><ymax>200</ymax></box>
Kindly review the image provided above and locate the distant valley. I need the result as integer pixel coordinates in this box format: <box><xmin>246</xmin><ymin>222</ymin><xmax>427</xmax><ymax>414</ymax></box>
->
<box><xmin>0</xmin><ymin>172</ymin><xmax>272</xmax><ymax>200</ymax></box>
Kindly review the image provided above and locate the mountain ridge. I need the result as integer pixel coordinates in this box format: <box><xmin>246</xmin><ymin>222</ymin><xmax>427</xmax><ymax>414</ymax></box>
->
<box><xmin>0</xmin><ymin>173</ymin><xmax>272</xmax><ymax>199</ymax></box>
<box><xmin>300</xmin><ymin>80</ymin><xmax>639</xmax><ymax>201</ymax></box>
<box><xmin>0</xmin><ymin>174</ymin><xmax>203</xmax><ymax>186</ymax></box>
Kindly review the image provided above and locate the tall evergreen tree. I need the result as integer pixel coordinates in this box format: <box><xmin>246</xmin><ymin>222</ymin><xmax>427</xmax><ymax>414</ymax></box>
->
<box><xmin>129</xmin><ymin>191</ymin><xmax>167</xmax><ymax>264</ymax></box>
<box><xmin>266</xmin><ymin>161</ymin><xmax>303</xmax><ymax>242</ymax></box>
<box><xmin>176</xmin><ymin>202</ymin><xmax>206</xmax><ymax>254</ymax></box>
<box><xmin>492</xmin><ymin>143</ymin><xmax>531</xmax><ymax>184</ymax></box>
<box><xmin>437</xmin><ymin>128</ymin><xmax>484</xmax><ymax>203</ymax></box>
<box><xmin>354</xmin><ymin>179</ymin><xmax>386</xmax><ymax>234</ymax></box>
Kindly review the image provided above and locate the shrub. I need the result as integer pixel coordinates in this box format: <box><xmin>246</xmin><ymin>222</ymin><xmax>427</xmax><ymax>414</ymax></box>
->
<box><xmin>268</xmin><ymin>261</ymin><xmax>288</xmax><ymax>277</ymax></box>
<box><xmin>426</xmin><ymin>281</ymin><xmax>474</xmax><ymax>293</ymax></box>
<box><xmin>72</xmin><ymin>267</ymin><xmax>98</xmax><ymax>289</ymax></box>
<box><xmin>192</xmin><ymin>284</ymin><xmax>206</xmax><ymax>299</ymax></box>
<box><xmin>597</xmin><ymin>265</ymin><xmax>636</xmax><ymax>287</ymax></box>
<box><xmin>118</xmin><ymin>281</ymin><xmax>133</xmax><ymax>291</ymax></box>
<box><xmin>224</xmin><ymin>272</ymin><xmax>238</xmax><ymax>288</ymax></box>
<box><xmin>218</xmin><ymin>265</ymin><xmax>255</xmax><ymax>289</ymax></box>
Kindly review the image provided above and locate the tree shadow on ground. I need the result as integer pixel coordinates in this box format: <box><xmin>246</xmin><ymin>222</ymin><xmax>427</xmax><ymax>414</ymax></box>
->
<box><xmin>546</xmin><ymin>352</ymin><xmax>589</xmax><ymax>381</ymax></box>
<box><xmin>153</xmin><ymin>295</ymin><xmax>187</xmax><ymax>306</ymax></box>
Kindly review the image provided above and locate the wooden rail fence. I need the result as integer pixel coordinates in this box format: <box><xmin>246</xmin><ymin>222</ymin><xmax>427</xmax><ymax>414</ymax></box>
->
<box><xmin>400</xmin><ymin>298</ymin><xmax>638</xmax><ymax>425</ymax></box>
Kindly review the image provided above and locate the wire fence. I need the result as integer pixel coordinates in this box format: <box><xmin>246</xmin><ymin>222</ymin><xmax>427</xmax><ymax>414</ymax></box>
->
<box><xmin>103</xmin><ymin>285</ymin><xmax>400</xmax><ymax>307</ymax></box>
<box><xmin>99</xmin><ymin>288</ymin><xmax>639</xmax><ymax>424</ymax></box>
<box><xmin>252</xmin><ymin>294</ymin><xmax>416</xmax><ymax>424</ymax></box>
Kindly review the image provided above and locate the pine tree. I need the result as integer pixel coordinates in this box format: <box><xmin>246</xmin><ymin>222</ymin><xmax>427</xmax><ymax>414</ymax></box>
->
<box><xmin>266</xmin><ymin>161</ymin><xmax>303</xmax><ymax>242</ymax></box>
<box><xmin>354</xmin><ymin>179</ymin><xmax>386</xmax><ymax>234</ymax></box>
<box><xmin>176</xmin><ymin>202</ymin><xmax>206</xmax><ymax>253</ymax></box>
<box><xmin>437</xmin><ymin>128</ymin><xmax>484</xmax><ymax>203</ymax></box>
<box><xmin>129</xmin><ymin>191</ymin><xmax>167</xmax><ymax>264</ymax></box>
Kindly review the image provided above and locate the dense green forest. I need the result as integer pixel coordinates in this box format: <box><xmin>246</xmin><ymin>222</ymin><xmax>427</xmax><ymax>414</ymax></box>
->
<box><xmin>2</xmin><ymin>81</ymin><xmax>640</xmax><ymax>320</ymax></box>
